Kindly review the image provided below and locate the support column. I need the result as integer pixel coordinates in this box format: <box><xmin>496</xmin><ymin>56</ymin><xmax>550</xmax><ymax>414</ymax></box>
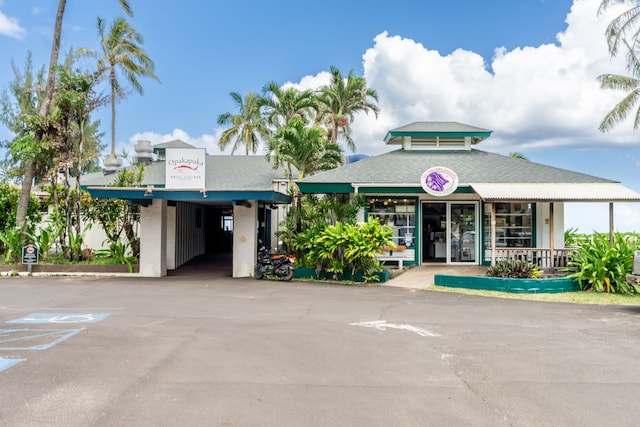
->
<box><xmin>139</xmin><ymin>199</ymin><xmax>167</xmax><ymax>277</ymax></box>
<box><xmin>233</xmin><ymin>201</ymin><xmax>258</xmax><ymax>278</ymax></box>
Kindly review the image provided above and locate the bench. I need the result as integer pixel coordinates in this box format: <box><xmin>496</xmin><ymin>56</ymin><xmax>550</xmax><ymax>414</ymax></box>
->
<box><xmin>377</xmin><ymin>255</ymin><xmax>405</xmax><ymax>270</ymax></box>
<box><xmin>378</xmin><ymin>246</ymin><xmax>408</xmax><ymax>270</ymax></box>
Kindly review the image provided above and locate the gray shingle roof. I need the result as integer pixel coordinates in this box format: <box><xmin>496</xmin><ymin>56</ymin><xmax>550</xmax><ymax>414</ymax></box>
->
<box><xmin>82</xmin><ymin>155</ymin><xmax>289</xmax><ymax>191</ymax></box>
<box><xmin>299</xmin><ymin>149</ymin><xmax>616</xmax><ymax>185</ymax></box>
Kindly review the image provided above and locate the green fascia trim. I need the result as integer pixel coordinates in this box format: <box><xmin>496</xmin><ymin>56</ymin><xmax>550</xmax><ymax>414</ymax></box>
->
<box><xmin>299</xmin><ymin>184</ymin><xmax>475</xmax><ymax>195</ymax></box>
<box><xmin>434</xmin><ymin>274</ymin><xmax>580</xmax><ymax>293</ymax></box>
<box><xmin>87</xmin><ymin>188</ymin><xmax>291</xmax><ymax>203</ymax></box>
<box><xmin>297</xmin><ymin>182</ymin><xmax>355</xmax><ymax>193</ymax></box>
<box><xmin>384</xmin><ymin>131</ymin><xmax>492</xmax><ymax>143</ymax></box>
<box><xmin>360</xmin><ymin>186</ymin><xmax>474</xmax><ymax>194</ymax></box>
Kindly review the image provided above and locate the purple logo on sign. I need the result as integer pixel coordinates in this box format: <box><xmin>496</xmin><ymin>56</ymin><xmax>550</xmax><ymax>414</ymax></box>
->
<box><xmin>420</xmin><ymin>167</ymin><xmax>459</xmax><ymax>196</ymax></box>
<box><xmin>424</xmin><ymin>171</ymin><xmax>449</xmax><ymax>192</ymax></box>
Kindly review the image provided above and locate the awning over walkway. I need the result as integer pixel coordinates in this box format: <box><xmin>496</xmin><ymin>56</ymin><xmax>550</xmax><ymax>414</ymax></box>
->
<box><xmin>469</xmin><ymin>183</ymin><xmax>640</xmax><ymax>202</ymax></box>
<box><xmin>86</xmin><ymin>187</ymin><xmax>291</xmax><ymax>204</ymax></box>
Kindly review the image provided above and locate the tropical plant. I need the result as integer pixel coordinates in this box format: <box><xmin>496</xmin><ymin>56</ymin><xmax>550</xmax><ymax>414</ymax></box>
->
<box><xmin>598</xmin><ymin>41</ymin><xmax>640</xmax><ymax>131</ymax></box>
<box><xmin>509</xmin><ymin>152</ymin><xmax>529</xmax><ymax>160</ymax></box>
<box><xmin>267</xmin><ymin>117</ymin><xmax>342</xmax><ymax>180</ymax></box>
<box><xmin>14</xmin><ymin>0</ymin><xmax>133</xmax><ymax>231</ymax></box>
<box><xmin>597</xmin><ymin>1</ymin><xmax>640</xmax><ymax>132</ymax></box>
<box><xmin>486</xmin><ymin>259</ymin><xmax>542</xmax><ymax>279</ymax></box>
<box><xmin>217</xmin><ymin>91</ymin><xmax>271</xmax><ymax>155</ymax></box>
<box><xmin>94</xmin><ymin>240</ymin><xmax>136</xmax><ymax>272</ymax></box>
<box><xmin>564</xmin><ymin>227</ymin><xmax>587</xmax><ymax>247</ymax></box>
<box><xmin>280</xmin><ymin>193</ymin><xmax>365</xmax><ymax>256</ymax></box>
<box><xmin>567</xmin><ymin>232</ymin><xmax>640</xmax><ymax>294</ymax></box>
<box><xmin>81</xmin><ymin>162</ymin><xmax>144</xmax><ymax>258</ymax></box>
<box><xmin>0</xmin><ymin>183</ymin><xmax>42</xmax><ymax>236</ymax></box>
<box><xmin>296</xmin><ymin>218</ymin><xmax>393</xmax><ymax>283</ymax></box>
<box><xmin>317</xmin><ymin>66</ymin><xmax>379</xmax><ymax>152</ymax></box>
<box><xmin>78</xmin><ymin>15</ymin><xmax>159</xmax><ymax>167</ymax></box>
<box><xmin>0</xmin><ymin>228</ymin><xmax>32</xmax><ymax>264</ymax></box>
<box><xmin>598</xmin><ymin>0</ymin><xmax>640</xmax><ymax>58</ymax></box>
<box><xmin>260</xmin><ymin>81</ymin><xmax>317</xmax><ymax>128</ymax></box>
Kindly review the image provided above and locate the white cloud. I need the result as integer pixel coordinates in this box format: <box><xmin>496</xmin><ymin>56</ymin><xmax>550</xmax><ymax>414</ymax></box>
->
<box><xmin>0</xmin><ymin>10</ymin><xmax>26</xmax><ymax>39</ymax></box>
<box><xmin>335</xmin><ymin>0</ymin><xmax>634</xmax><ymax>155</ymax></box>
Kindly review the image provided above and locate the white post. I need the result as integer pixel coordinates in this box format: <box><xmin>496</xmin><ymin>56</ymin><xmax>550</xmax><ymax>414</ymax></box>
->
<box><xmin>233</xmin><ymin>202</ymin><xmax>258</xmax><ymax>278</ymax></box>
<box><xmin>139</xmin><ymin>199</ymin><xmax>167</xmax><ymax>277</ymax></box>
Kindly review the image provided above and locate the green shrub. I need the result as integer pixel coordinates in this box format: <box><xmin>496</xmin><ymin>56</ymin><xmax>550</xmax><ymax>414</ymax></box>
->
<box><xmin>292</xmin><ymin>218</ymin><xmax>393</xmax><ymax>283</ymax></box>
<box><xmin>567</xmin><ymin>232</ymin><xmax>640</xmax><ymax>294</ymax></box>
<box><xmin>486</xmin><ymin>259</ymin><xmax>542</xmax><ymax>279</ymax></box>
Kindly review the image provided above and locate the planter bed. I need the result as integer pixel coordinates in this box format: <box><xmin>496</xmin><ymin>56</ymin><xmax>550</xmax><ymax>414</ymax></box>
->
<box><xmin>434</xmin><ymin>274</ymin><xmax>580</xmax><ymax>293</ymax></box>
<box><xmin>293</xmin><ymin>267</ymin><xmax>390</xmax><ymax>283</ymax></box>
<box><xmin>0</xmin><ymin>264</ymin><xmax>140</xmax><ymax>274</ymax></box>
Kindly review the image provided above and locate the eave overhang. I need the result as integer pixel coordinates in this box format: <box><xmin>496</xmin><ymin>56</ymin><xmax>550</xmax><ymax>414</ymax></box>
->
<box><xmin>86</xmin><ymin>187</ymin><xmax>291</xmax><ymax>204</ymax></box>
<box><xmin>469</xmin><ymin>183</ymin><xmax>640</xmax><ymax>202</ymax></box>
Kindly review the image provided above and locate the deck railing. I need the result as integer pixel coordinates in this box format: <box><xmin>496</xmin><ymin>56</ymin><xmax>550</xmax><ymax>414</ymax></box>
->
<box><xmin>492</xmin><ymin>247</ymin><xmax>579</xmax><ymax>271</ymax></box>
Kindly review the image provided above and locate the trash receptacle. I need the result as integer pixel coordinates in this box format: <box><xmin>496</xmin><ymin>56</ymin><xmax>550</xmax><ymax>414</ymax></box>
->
<box><xmin>634</xmin><ymin>250</ymin><xmax>640</xmax><ymax>275</ymax></box>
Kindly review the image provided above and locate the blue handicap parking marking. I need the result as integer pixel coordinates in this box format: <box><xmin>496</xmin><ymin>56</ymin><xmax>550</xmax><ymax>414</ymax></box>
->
<box><xmin>0</xmin><ymin>328</ymin><xmax>84</xmax><ymax>350</ymax></box>
<box><xmin>0</xmin><ymin>357</ymin><xmax>26</xmax><ymax>372</ymax></box>
<box><xmin>6</xmin><ymin>313</ymin><xmax>110</xmax><ymax>324</ymax></box>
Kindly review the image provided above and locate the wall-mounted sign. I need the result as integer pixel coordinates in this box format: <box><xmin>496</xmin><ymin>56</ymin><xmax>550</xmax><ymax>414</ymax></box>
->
<box><xmin>420</xmin><ymin>166</ymin><xmax>459</xmax><ymax>196</ymax></box>
<box><xmin>165</xmin><ymin>148</ymin><xmax>206</xmax><ymax>189</ymax></box>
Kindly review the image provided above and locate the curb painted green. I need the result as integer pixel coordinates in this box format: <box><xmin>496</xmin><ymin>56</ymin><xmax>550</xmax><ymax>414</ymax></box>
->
<box><xmin>434</xmin><ymin>274</ymin><xmax>580</xmax><ymax>293</ymax></box>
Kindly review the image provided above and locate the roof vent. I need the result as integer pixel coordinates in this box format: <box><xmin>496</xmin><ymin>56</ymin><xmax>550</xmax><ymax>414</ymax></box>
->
<box><xmin>134</xmin><ymin>140</ymin><xmax>153</xmax><ymax>165</ymax></box>
<box><xmin>103</xmin><ymin>153</ymin><xmax>122</xmax><ymax>175</ymax></box>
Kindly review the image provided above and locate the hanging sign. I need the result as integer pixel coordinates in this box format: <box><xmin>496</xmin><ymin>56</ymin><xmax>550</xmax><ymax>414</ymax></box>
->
<box><xmin>420</xmin><ymin>166</ymin><xmax>459</xmax><ymax>196</ymax></box>
<box><xmin>165</xmin><ymin>148</ymin><xmax>206</xmax><ymax>189</ymax></box>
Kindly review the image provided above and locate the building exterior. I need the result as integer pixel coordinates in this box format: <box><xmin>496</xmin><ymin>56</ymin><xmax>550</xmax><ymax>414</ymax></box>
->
<box><xmin>84</xmin><ymin>123</ymin><xmax>640</xmax><ymax>277</ymax></box>
<box><xmin>84</xmin><ymin>140</ymin><xmax>291</xmax><ymax>277</ymax></box>
<box><xmin>297</xmin><ymin>122</ymin><xmax>640</xmax><ymax>269</ymax></box>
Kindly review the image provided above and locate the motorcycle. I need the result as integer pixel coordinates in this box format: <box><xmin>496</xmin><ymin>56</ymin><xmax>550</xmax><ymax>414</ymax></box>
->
<box><xmin>254</xmin><ymin>245</ymin><xmax>295</xmax><ymax>281</ymax></box>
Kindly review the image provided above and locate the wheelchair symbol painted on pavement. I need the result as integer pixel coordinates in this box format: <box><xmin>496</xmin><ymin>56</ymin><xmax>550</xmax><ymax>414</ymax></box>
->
<box><xmin>6</xmin><ymin>313</ymin><xmax>110</xmax><ymax>324</ymax></box>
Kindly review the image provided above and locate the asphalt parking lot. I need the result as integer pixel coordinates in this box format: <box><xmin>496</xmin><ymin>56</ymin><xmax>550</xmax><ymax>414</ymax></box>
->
<box><xmin>1</xmin><ymin>276</ymin><xmax>640</xmax><ymax>427</ymax></box>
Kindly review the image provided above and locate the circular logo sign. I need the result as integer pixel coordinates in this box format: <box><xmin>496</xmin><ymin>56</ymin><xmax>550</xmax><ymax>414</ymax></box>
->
<box><xmin>420</xmin><ymin>167</ymin><xmax>459</xmax><ymax>196</ymax></box>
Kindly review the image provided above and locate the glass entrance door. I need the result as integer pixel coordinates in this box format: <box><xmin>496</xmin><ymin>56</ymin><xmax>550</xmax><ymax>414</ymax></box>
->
<box><xmin>450</xmin><ymin>203</ymin><xmax>477</xmax><ymax>263</ymax></box>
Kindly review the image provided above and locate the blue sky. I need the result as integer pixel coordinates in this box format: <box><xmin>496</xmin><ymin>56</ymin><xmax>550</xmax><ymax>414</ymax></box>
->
<box><xmin>1</xmin><ymin>0</ymin><xmax>639</xmax><ymax>233</ymax></box>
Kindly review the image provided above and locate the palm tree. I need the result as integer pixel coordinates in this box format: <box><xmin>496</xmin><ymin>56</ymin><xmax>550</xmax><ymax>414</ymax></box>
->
<box><xmin>598</xmin><ymin>41</ymin><xmax>640</xmax><ymax>131</ymax></box>
<box><xmin>260</xmin><ymin>81</ymin><xmax>317</xmax><ymax>128</ymax></box>
<box><xmin>217</xmin><ymin>91</ymin><xmax>270</xmax><ymax>155</ymax></box>
<box><xmin>509</xmin><ymin>152</ymin><xmax>529</xmax><ymax>160</ymax></box>
<box><xmin>79</xmin><ymin>16</ymin><xmax>159</xmax><ymax>170</ymax></box>
<box><xmin>15</xmin><ymin>0</ymin><xmax>132</xmax><ymax>228</ymax></box>
<box><xmin>267</xmin><ymin>117</ymin><xmax>342</xmax><ymax>180</ymax></box>
<box><xmin>317</xmin><ymin>66</ymin><xmax>380</xmax><ymax>152</ymax></box>
<box><xmin>599</xmin><ymin>0</ymin><xmax>640</xmax><ymax>58</ymax></box>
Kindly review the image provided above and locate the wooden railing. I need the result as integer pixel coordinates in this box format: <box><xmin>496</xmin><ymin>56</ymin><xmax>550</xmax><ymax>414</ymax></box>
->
<box><xmin>492</xmin><ymin>247</ymin><xmax>580</xmax><ymax>271</ymax></box>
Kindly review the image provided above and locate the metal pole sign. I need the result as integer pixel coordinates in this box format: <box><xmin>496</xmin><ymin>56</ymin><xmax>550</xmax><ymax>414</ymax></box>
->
<box><xmin>22</xmin><ymin>244</ymin><xmax>39</xmax><ymax>275</ymax></box>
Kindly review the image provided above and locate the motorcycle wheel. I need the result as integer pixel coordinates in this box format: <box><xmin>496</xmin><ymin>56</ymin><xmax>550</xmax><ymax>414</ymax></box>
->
<box><xmin>255</xmin><ymin>265</ymin><xmax>264</xmax><ymax>280</ymax></box>
<box><xmin>282</xmin><ymin>267</ymin><xmax>294</xmax><ymax>281</ymax></box>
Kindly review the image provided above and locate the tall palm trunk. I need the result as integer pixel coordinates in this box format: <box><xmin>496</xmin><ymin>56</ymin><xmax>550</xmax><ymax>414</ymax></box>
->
<box><xmin>15</xmin><ymin>0</ymin><xmax>67</xmax><ymax>229</ymax></box>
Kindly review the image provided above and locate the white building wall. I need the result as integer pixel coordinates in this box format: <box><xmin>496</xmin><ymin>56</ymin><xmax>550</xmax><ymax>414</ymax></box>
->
<box><xmin>535</xmin><ymin>202</ymin><xmax>566</xmax><ymax>248</ymax></box>
<box><xmin>233</xmin><ymin>202</ymin><xmax>258</xmax><ymax>278</ymax></box>
<box><xmin>139</xmin><ymin>199</ymin><xmax>167</xmax><ymax>277</ymax></box>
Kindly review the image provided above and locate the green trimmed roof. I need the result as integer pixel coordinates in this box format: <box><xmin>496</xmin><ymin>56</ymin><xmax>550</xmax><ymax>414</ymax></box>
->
<box><xmin>298</xmin><ymin>149</ymin><xmax>616</xmax><ymax>192</ymax></box>
<box><xmin>384</xmin><ymin>121</ymin><xmax>493</xmax><ymax>145</ymax></box>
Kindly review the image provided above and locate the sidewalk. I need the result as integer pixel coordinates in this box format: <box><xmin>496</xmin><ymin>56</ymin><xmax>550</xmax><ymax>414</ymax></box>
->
<box><xmin>383</xmin><ymin>264</ymin><xmax>488</xmax><ymax>290</ymax></box>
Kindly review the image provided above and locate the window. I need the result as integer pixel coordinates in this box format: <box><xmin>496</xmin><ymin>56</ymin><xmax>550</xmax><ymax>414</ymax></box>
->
<box><xmin>483</xmin><ymin>203</ymin><xmax>532</xmax><ymax>248</ymax></box>
<box><xmin>367</xmin><ymin>198</ymin><xmax>416</xmax><ymax>248</ymax></box>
